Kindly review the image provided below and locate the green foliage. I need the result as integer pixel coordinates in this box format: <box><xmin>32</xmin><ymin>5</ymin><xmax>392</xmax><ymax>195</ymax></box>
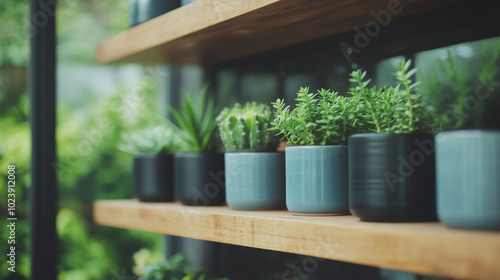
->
<box><xmin>0</xmin><ymin>73</ymin><xmax>31</xmax><ymax>280</ymax></box>
<box><xmin>53</xmin><ymin>81</ymin><xmax>165</xmax><ymax>279</ymax></box>
<box><xmin>57</xmin><ymin>0</ymin><xmax>129</xmax><ymax>64</ymax></box>
<box><xmin>169</xmin><ymin>85</ymin><xmax>220</xmax><ymax>153</ymax></box>
<box><xmin>349</xmin><ymin>59</ymin><xmax>434</xmax><ymax>134</ymax></box>
<box><xmin>57</xmin><ymin>209</ymin><xmax>115</xmax><ymax>280</ymax></box>
<box><xmin>420</xmin><ymin>43</ymin><xmax>500</xmax><ymax>130</ymax></box>
<box><xmin>271</xmin><ymin>88</ymin><xmax>357</xmax><ymax>145</ymax></box>
<box><xmin>133</xmin><ymin>249</ymin><xmax>228</xmax><ymax>280</ymax></box>
<box><xmin>216</xmin><ymin>102</ymin><xmax>278</xmax><ymax>151</ymax></box>
<box><xmin>1</xmin><ymin>1</ymin><xmax>162</xmax><ymax>280</ymax></box>
<box><xmin>271</xmin><ymin>59</ymin><xmax>435</xmax><ymax>144</ymax></box>
<box><xmin>0</xmin><ymin>1</ymin><xmax>29</xmax><ymax>66</ymax></box>
<box><xmin>118</xmin><ymin>124</ymin><xmax>179</xmax><ymax>155</ymax></box>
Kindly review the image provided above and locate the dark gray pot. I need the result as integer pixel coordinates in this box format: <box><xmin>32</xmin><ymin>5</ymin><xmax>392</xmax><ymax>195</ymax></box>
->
<box><xmin>286</xmin><ymin>146</ymin><xmax>349</xmax><ymax>215</ymax></box>
<box><xmin>174</xmin><ymin>153</ymin><xmax>225</xmax><ymax>206</ymax></box>
<box><xmin>437</xmin><ymin>130</ymin><xmax>500</xmax><ymax>231</ymax></box>
<box><xmin>133</xmin><ymin>154</ymin><xmax>174</xmax><ymax>202</ymax></box>
<box><xmin>349</xmin><ymin>133</ymin><xmax>436</xmax><ymax>222</ymax></box>
<box><xmin>225</xmin><ymin>152</ymin><xmax>285</xmax><ymax>210</ymax></box>
<box><xmin>130</xmin><ymin>0</ymin><xmax>180</xmax><ymax>27</ymax></box>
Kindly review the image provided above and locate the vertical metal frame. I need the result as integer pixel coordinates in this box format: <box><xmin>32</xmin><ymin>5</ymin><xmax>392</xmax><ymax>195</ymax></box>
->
<box><xmin>29</xmin><ymin>0</ymin><xmax>58</xmax><ymax>279</ymax></box>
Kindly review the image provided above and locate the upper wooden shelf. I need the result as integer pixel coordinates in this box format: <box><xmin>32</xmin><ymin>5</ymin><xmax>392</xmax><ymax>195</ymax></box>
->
<box><xmin>96</xmin><ymin>0</ymin><xmax>459</xmax><ymax>65</ymax></box>
<box><xmin>94</xmin><ymin>200</ymin><xmax>500</xmax><ymax>280</ymax></box>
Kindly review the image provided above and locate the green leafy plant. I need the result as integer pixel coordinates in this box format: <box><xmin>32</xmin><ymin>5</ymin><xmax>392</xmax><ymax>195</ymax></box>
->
<box><xmin>271</xmin><ymin>88</ymin><xmax>359</xmax><ymax>145</ymax></box>
<box><xmin>117</xmin><ymin>124</ymin><xmax>179</xmax><ymax>155</ymax></box>
<box><xmin>133</xmin><ymin>249</ymin><xmax>228</xmax><ymax>280</ymax></box>
<box><xmin>271</xmin><ymin>59</ymin><xmax>434</xmax><ymax>144</ymax></box>
<box><xmin>349</xmin><ymin>59</ymin><xmax>434</xmax><ymax>134</ymax></box>
<box><xmin>169</xmin><ymin>85</ymin><xmax>220</xmax><ymax>153</ymax></box>
<box><xmin>216</xmin><ymin>102</ymin><xmax>278</xmax><ymax>151</ymax></box>
<box><xmin>420</xmin><ymin>43</ymin><xmax>500</xmax><ymax>130</ymax></box>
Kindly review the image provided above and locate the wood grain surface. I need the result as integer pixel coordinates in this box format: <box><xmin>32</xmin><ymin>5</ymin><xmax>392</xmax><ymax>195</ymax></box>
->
<box><xmin>96</xmin><ymin>0</ymin><xmax>459</xmax><ymax>65</ymax></box>
<box><xmin>94</xmin><ymin>200</ymin><xmax>500</xmax><ymax>279</ymax></box>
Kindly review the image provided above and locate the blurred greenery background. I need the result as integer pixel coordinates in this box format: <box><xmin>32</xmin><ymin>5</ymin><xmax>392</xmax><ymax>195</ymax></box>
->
<box><xmin>1</xmin><ymin>1</ymin><xmax>499</xmax><ymax>279</ymax></box>
<box><xmin>0</xmin><ymin>1</ymin><xmax>164</xmax><ymax>279</ymax></box>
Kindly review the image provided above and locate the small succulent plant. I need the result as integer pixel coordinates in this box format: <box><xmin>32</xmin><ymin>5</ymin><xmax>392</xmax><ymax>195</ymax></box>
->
<box><xmin>168</xmin><ymin>85</ymin><xmax>221</xmax><ymax>153</ymax></box>
<box><xmin>216</xmin><ymin>102</ymin><xmax>278</xmax><ymax>151</ymax></box>
<box><xmin>117</xmin><ymin>125</ymin><xmax>178</xmax><ymax>155</ymax></box>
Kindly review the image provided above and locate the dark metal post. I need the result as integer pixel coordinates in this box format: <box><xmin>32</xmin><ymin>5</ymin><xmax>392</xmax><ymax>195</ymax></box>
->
<box><xmin>29</xmin><ymin>0</ymin><xmax>58</xmax><ymax>279</ymax></box>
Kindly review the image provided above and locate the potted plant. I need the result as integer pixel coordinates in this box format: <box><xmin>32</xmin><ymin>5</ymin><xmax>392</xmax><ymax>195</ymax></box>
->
<box><xmin>118</xmin><ymin>125</ymin><xmax>178</xmax><ymax>202</ymax></box>
<box><xmin>271</xmin><ymin>88</ymin><xmax>356</xmax><ymax>215</ymax></box>
<box><xmin>133</xmin><ymin>249</ymin><xmax>228</xmax><ymax>280</ymax></box>
<box><xmin>169</xmin><ymin>86</ymin><xmax>225</xmax><ymax>206</ymax></box>
<box><xmin>422</xmin><ymin>45</ymin><xmax>500</xmax><ymax>230</ymax></box>
<box><xmin>348</xmin><ymin>59</ymin><xmax>437</xmax><ymax>222</ymax></box>
<box><xmin>216</xmin><ymin>102</ymin><xmax>283</xmax><ymax>210</ymax></box>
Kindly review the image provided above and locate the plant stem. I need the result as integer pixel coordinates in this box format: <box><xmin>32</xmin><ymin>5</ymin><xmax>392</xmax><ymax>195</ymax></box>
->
<box><xmin>403</xmin><ymin>78</ymin><xmax>414</xmax><ymax>128</ymax></box>
<box><xmin>363</xmin><ymin>91</ymin><xmax>381</xmax><ymax>133</ymax></box>
<box><xmin>399</xmin><ymin>62</ymin><xmax>414</xmax><ymax>129</ymax></box>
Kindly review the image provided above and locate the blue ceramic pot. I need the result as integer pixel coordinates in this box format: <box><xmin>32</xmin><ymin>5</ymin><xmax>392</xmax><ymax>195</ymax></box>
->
<box><xmin>130</xmin><ymin>0</ymin><xmax>180</xmax><ymax>27</ymax></box>
<box><xmin>286</xmin><ymin>146</ymin><xmax>349</xmax><ymax>215</ymax></box>
<box><xmin>225</xmin><ymin>152</ymin><xmax>285</xmax><ymax>210</ymax></box>
<box><xmin>437</xmin><ymin>130</ymin><xmax>500</xmax><ymax>231</ymax></box>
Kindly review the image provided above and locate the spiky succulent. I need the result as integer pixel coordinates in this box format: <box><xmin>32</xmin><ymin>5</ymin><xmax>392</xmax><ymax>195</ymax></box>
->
<box><xmin>117</xmin><ymin>125</ymin><xmax>178</xmax><ymax>155</ymax></box>
<box><xmin>216</xmin><ymin>102</ymin><xmax>278</xmax><ymax>151</ymax></box>
<box><xmin>168</xmin><ymin>85</ymin><xmax>220</xmax><ymax>153</ymax></box>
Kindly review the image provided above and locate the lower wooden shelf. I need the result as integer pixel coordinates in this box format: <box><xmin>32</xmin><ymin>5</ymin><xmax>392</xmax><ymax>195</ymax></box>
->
<box><xmin>94</xmin><ymin>200</ymin><xmax>500</xmax><ymax>279</ymax></box>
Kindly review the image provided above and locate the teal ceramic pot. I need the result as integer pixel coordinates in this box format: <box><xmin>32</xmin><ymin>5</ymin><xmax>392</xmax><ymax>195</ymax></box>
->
<box><xmin>174</xmin><ymin>153</ymin><xmax>225</xmax><ymax>206</ymax></box>
<box><xmin>286</xmin><ymin>146</ymin><xmax>349</xmax><ymax>215</ymax></box>
<box><xmin>436</xmin><ymin>130</ymin><xmax>500</xmax><ymax>231</ymax></box>
<box><xmin>225</xmin><ymin>152</ymin><xmax>285</xmax><ymax>210</ymax></box>
<box><xmin>130</xmin><ymin>0</ymin><xmax>180</xmax><ymax>27</ymax></box>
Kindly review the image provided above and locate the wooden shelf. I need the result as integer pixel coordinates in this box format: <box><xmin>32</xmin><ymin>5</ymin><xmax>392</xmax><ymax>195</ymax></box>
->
<box><xmin>96</xmin><ymin>0</ymin><xmax>459</xmax><ymax>65</ymax></box>
<box><xmin>94</xmin><ymin>200</ymin><xmax>500</xmax><ymax>279</ymax></box>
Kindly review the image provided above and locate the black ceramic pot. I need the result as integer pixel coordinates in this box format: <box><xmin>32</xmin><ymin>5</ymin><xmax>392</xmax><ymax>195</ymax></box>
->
<box><xmin>174</xmin><ymin>153</ymin><xmax>225</xmax><ymax>206</ymax></box>
<box><xmin>129</xmin><ymin>0</ymin><xmax>181</xmax><ymax>27</ymax></box>
<box><xmin>348</xmin><ymin>133</ymin><xmax>436</xmax><ymax>222</ymax></box>
<box><xmin>133</xmin><ymin>154</ymin><xmax>174</xmax><ymax>202</ymax></box>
